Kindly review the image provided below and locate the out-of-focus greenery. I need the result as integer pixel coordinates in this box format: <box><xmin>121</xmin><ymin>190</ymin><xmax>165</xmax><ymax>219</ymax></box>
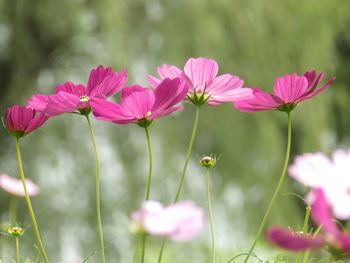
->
<box><xmin>1</xmin><ymin>0</ymin><xmax>350</xmax><ymax>262</ymax></box>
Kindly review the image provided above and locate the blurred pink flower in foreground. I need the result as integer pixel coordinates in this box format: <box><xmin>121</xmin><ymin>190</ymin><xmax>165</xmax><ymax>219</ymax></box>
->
<box><xmin>3</xmin><ymin>105</ymin><xmax>49</xmax><ymax>138</ymax></box>
<box><xmin>91</xmin><ymin>78</ymin><xmax>188</xmax><ymax>127</ymax></box>
<box><xmin>268</xmin><ymin>189</ymin><xmax>350</xmax><ymax>255</ymax></box>
<box><xmin>131</xmin><ymin>201</ymin><xmax>204</xmax><ymax>241</ymax></box>
<box><xmin>148</xmin><ymin>57</ymin><xmax>252</xmax><ymax>106</ymax></box>
<box><xmin>235</xmin><ymin>70</ymin><xmax>335</xmax><ymax>112</ymax></box>
<box><xmin>289</xmin><ymin>149</ymin><xmax>350</xmax><ymax>219</ymax></box>
<box><xmin>0</xmin><ymin>174</ymin><xmax>40</xmax><ymax>197</ymax></box>
<box><xmin>28</xmin><ymin>65</ymin><xmax>127</xmax><ymax>116</ymax></box>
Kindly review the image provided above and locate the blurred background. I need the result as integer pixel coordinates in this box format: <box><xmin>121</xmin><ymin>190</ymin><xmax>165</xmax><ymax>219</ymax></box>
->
<box><xmin>1</xmin><ymin>0</ymin><xmax>350</xmax><ymax>262</ymax></box>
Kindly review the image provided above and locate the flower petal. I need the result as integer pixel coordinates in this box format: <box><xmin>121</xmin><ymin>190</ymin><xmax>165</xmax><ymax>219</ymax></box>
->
<box><xmin>184</xmin><ymin>57</ymin><xmax>218</xmax><ymax>91</ymax></box>
<box><xmin>273</xmin><ymin>73</ymin><xmax>309</xmax><ymax>103</ymax></box>
<box><xmin>27</xmin><ymin>95</ymin><xmax>50</xmax><ymax>112</ymax></box>
<box><xmin>44</xmin><ymin>92</ymin><xmax>80</xmax><ymax>116</ymax></box>
<box><xmin>268</xmin><ymin>226</ymin><xmax>325</xmax><ymax>251</ymax></box>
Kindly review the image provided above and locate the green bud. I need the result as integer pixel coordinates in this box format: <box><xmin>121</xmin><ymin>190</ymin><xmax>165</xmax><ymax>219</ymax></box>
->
<box><xmin>199</xmin><ymin>154</ymin><xmax>218</xmax><ymax>169</ymax></box>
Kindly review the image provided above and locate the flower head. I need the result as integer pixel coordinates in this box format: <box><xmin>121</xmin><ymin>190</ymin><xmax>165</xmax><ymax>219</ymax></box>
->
<box><xmin>289</xmin><ymin>149</ymin><xmax>350</xmax><ymax>220</ymax></box>
<box><xmin>130</xmin><ymin>200</ymin><xmax>204</xmax><ymax>241</ymax></box>
<box><xmin>91</xmin><ymin>78</ymin><xmax>188</xmax><ymax>127</ymax></box>
<box><xmin>148</xmin><ymin>57</ymin><xmax>253</xmax><ymax>106</ymax></box>
<box><xmin>8</xmin><ymin>225</ymin><xmax>25</xmax><ymax>237</ymax></box>
<box><xmin>234</xmin><ymin>70</ymin><xmax>335</xmax><ymax>112</ymax></box>
<box><xmin>0</xmin><ymin>174</ymin><xmax>40</xmax><ymax>197</ymax></box>
<box><xmin>268</xmin><ymin>189</ymin><xmax>350</xmax><ymax>257</ymax></box>
<box><xmin>3</xmin><ymin>105</ymin><xmax>48</xmax><ymax>138</ymax></box>
<box><xmin>28</xmin><ymin>65</ymin><xmax>127</xmax><ymax>116</ymax></box>
<box><xmin>199</xmin><ymin>154</ymin><xmax>219</xmax><ymax>169</ymax></box>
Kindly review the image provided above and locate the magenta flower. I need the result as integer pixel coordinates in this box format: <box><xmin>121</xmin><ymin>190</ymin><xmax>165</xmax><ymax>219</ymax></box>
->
<box><xmin>289</xmin><ymin>149</ymin><xmax>350</xmax><ymax>220</ymax></box>
<box><xmin>131</xmin><ymin>200</ymin><xmax>204</xmax><ymax>241</ymax></box>
<box><xmin>235</xmin><ymin>70</ymin><xmax>335</xmax><ymax>112</ymax></box>
<box><xmin>3</xmin><ymin>105</ymin><xmax>48</xmax><ymax>138</ymax></box>
<box><xmin>268</xmin><ymin>189</ymin><xmax>350</xmax><ymax>256</ymax></box>
<box><xmin>0</xmin><ymin>174</ymin><xmax>40</xmax><ymax>197</ymax></box>
<box><xmin>28</xmin><ymin>65</ymin><xmax>127</xmax><ymax>116</ymax></box>
<box><xmin>148</xmin><ymin>57</ymin><xmax>252</xmax><ymax>106</ymax></box>
<box><xmin>91</xmin><ymin>78</ymin><xmax>188</xmax><ymax>127</ymax></box>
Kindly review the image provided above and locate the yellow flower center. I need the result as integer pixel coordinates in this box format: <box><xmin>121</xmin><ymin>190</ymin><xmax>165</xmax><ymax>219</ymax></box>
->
<box><xmin>145</xmin><ymin>111</ymin><xmax>152</xmax><ymax>118</ymax></box>
<box><xmin>80</xmin><ymin>95</ymin><xmax>90</xmax><ymax>103</ymax></box>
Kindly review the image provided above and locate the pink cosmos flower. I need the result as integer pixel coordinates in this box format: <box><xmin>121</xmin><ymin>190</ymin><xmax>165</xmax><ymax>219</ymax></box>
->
<box><xmin>289</xmin><ymin>149</ymin><xmax>350</xmax><ymax>220</ymax></box>
<box><xmin>147</xmin><ymin>57</ymin><xmax>253</xmax><ymax>106</ymax></box>
<box><xmin>131</xmin><ymin>200</ymin><xmax>204</xmax><ymax>241</ymax></box>
<box><xmin>0</xmin><ymin>174</ymin><xmax>40</xmax><ymax>197</ymax></box>
<box><xmin>91</xmin><ymin>78</ymin><xmax>188</xmax><ymax>127</ymax></box>
<box><xmin>268</xmin><ymin>189</ymin><xmax>350</xmax><ymax>256</ymax></box>
<box><xmin>3</xmin><ymin>105</ymin><xmax>49</xmax><ymax>138</ymax></box>
<box><xmin>234</xmin><ymin>70</ymin><xmax>335</xmax><ymax>112</ymax></box>
<box><xmin>28</xmin><ymin>65</ymin><xmax>127</xmax><ymax>116</ymax></box>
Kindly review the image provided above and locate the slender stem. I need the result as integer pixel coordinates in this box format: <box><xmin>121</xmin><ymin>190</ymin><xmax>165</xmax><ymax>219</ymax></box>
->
<box><xmin>140</xmin><ymin>126</ymin><xmax>153</xmax><ymax>263</ymax></box>
<box><xmin>15</xmin><ymin>139</ymin><xmax>49</xmax><ymax>263</ymax></box>
<box><xmin>158</xmin><ymin>106</ymin><xmax>200</xmax><ymax>263</ymax></box>
<box><xmin>141</xmin><ymin>235</ymin><xmax>146</xmax><ymax>263</ymax></box>
<box><xmin>206</xmin><ymin>168</ymin><xmax>216</xmax><ymax>263</ymax></box>
<box><xmin>15</xmin><ymin>237</ymin><xmax>20</xmax><ymax>263</ymax></box>
<box><xmin>298</xmin><ymin>205</ymin><xmax>311</xmax><ymax>263</ymax></box>
<box><xmin>244</xmin><ymin>112</ymin><xmax>292</xmax><ymax>263</ymax></box>
<box><xmin>86</xmin><ymin>115</ymin><xmax>106</xmax><ymax>263</ymax></box>
<box><xmin>144</xmin><ymin>126</ymin><xmax>153</xmax><ymax>201</ymax></box>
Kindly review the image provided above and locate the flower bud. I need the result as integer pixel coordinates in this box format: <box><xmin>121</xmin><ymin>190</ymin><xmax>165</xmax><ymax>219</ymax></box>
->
<box><xmin>8</xmin><ymin>226</ymin><xmax>25</xmax><ymax>237</ymax></box>
<box><xmin>199</xmin><ymin>155</ymin><xmax>218</xmax><ymax>169</ymax></box>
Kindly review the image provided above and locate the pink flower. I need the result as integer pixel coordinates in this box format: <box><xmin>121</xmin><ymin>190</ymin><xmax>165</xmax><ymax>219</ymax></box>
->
<box><xmin>91</xmin><ymin>78</ymin><xmax>188</xmax><ymax>127</ymax></box>
<box><xmin>268</xmin><ymin>189</ymin><xmax>350</xmax><ymax>256</ymax></box>
<box><xmin>0</xmin><ymin>174</ymin><xmax>40</xmax><ymax>197</ymax></box>
<box><xmin>3</xmin><ymin>105</ymin><xmax>49</xmax><ymax>138</ymax></box>
<box><xmin>289</xmin><ymin>149</ymin><xmax>350</xmax><ymax>220</ymax></box>
<box><xmin>148</xmin><ymin>57</ymin><xmax>252</xmax><ymax>106</ymax></box>
<box><xmin>131</xmin><ymin>200</ymin><xmax>204</xmax><ymax>241</ymax></box>
<box><xmin>28</xmin><ymin>65</ymin><xmax>127</xmax><ymax>116</ymax></box>
<box><xmin>234</xmin><ymin>70</ymin><xmax>335</xmax><ymax>112</ymax></box>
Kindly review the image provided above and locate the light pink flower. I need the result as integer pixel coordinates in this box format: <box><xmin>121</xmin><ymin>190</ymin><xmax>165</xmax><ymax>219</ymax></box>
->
<box><xmin>131</xmin><ymin>200</ymin><xmax>204</xmax><ymax>241</ymax></box>
<box><xmin>234</xmin><ymin>70</ymin><xmax>335</xmax><ymax>112</ymax></box>
<box><xmin>3</xmin><ymin>105</ymin><xmax>49</xmax><ymax>138</ymax></box>
<box><xmin>91</xmin><ymin>78</ymin><xmax>188</xmax><ymax>127</ymax></box>
<box><xmin>148</xmin><ymin>57</ymin><xmax>252</xmax><ymax>106</ymax></box>
<box><xmin>0</xmin><ymin>174</ymin><xmax>40</xmax><ymax>197</ymax></box>
<box><xmin>28</xmin><ymin>65</ymin><xmax>127</xmax><ymax>116</ymax></box>
<box><xmin>268</xmin><ymin>189</ymin><xmax>350</xmax><ymax>255</ymax></box>
<box><xmin>289</xmin><ymin>149</ymin><xmax>350</xmax><ymax>220</ymax></box>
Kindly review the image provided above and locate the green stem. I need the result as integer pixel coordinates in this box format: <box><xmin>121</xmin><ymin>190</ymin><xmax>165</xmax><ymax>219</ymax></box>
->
<box><xmin>144</xmin><ymin>126</ymin><xmax>153</xmax><ymax>201</ymax></box>
<box><xmin>158</xmin><ymin>106</ymin><xmax>200</xmax><ymax>263</ymax></box>
<box><xmin>296</xmin><ymin>205</ymin><xmax>311</xmax><ymax>263</ymax></box>
<box><xmin>206</xmin><ymin>169</ymin><xmax>216</xmax><ymax>263</ymax></box>
<box><xmin>15</xmin><ymin>138</ymin><xmax>49</xmax><ymax>263</ymax></box>
<box><xmin>141</xmin><ymin>235</ymin><xmax>146</xmax><ymax>263</ymax></box>
<box><xmin>244</xmin><ymin>112</ymin><xmax>292</xmax><ymax>263</ymax></box>
<box><xmin>140</xmin><ymin>126</ymin><xmax>153</xmax><ymax>263</ymax></box>
<box><xmin>15</xmin><ymin>237</ymin><xmax>20</xmax><ymax>263</ymax></box>
<box><xmin>86</xmin><ymin>115</ymin><xmax>106</xmax><ymax>263</ymax></box>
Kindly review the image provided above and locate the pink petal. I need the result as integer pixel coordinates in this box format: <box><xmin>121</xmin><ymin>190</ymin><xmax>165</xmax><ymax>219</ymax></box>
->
<box><xmin>44</xmin><ymin>92</ymin><xmax>80</xmax><ymax>116</ymax></box>
<box><xmin>56</xmin><ymin>82</ymin><xmax>87</xmax><ymax>97</ymax></box>
<box><xmin>299</xmin><ymin>76</ymin><xmax>335</xmax><ymax>102</ymax></box>
<box><xmin>151</xmin><ymin>78</ymin><xmax>188</xmax><ymax>117</ymax></box>
<box><xmin>157</xmin><ymin>64</ymin><xmax>183</xmax><ymax>80</ymax></box>
<box><xmin>273</xmin><ymin>73</ymin><xmax>309</xmax><ymax>103</ymax></box>
<box><xmin>88</xmin><ymin>66</ymin><xmax>127</xmax><ymax>98</ymax></box>
<box><xmin>25</xmin><ymin>113</ymin><xmax>49</xmax><ymax>133</ymax></box>
<box><xmin>207</xmin><ymin>74</ymin><xmax>244</xmax><ymax>93</ymax></box>
<box><xmin>147</xmin><ymin>75</ymin><xmax>162</xmax><ymax>88</ymax></box>
<box><xmin>0</xmin><ymin>174</ymin><xmax>40</xmax><ymax>197</ymax></box>
<box><xmin>311</xmin><ymin>189</ymin><xmax>340</xmax><ymax>236</ymax></box>
<box><xmin>27</xmin><ymin>95</ymin><xmax>50</xmax><ymax>112</ymax></box>
<box><xmin>268</xmin><ymin>226</ymin><xmax>325</xmax><ymax>251</ymax></box>
<box><xmin>209</xmin><ymin>88</ymin><xmax>253</xmax><ymax>105</ymax></box>
<box><xmin>91</xmin><ymin>98</ymin><xmax>131</xmax><ymax>122</ymax></box>
<box><xmin>120</xmin><ymin>85</ymin><xmax>155</xmax><ymax>119</ymax></box>
<box><xmin>234</xmin><ymin>88</ymin><xmax>283</xmax><ymax>112</ymax></box>
<box><xmin>184</xmin><ymin>57</ymin><xmax>218</xmax><ymax>91</ymax></box>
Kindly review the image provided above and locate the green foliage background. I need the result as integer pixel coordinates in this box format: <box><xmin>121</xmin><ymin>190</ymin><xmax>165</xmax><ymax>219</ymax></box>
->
<box><xmin>1</xmin><ymin>0</ymin><xmax>350</xmax><ymax>262</ymax></box>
